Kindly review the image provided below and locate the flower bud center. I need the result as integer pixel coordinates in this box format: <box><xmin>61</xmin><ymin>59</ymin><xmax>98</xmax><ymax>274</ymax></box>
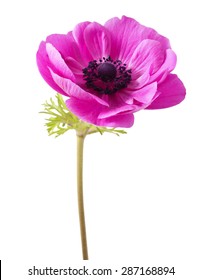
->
<box><xmin>97</xmin><ymin>62</ymin><xmax>117</xmax><ymax>82</ymax></box>
<box><xmin>82</xmin><ymin>56</ymin><xmax>132</xmax><ymax>95</ymax></box>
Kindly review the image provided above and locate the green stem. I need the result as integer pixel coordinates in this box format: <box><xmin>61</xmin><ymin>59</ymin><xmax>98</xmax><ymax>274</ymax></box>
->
<box><xmin>77</xmin><ymin>134</ymin><xmax>89</xmax><ymax>260</ymax></box>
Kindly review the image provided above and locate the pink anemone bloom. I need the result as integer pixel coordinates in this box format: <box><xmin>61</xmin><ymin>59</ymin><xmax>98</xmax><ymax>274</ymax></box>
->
<box><xmin>36</xmin><ymin>16</ymin><xmax>186</xmax><ymax>128</ymax></box>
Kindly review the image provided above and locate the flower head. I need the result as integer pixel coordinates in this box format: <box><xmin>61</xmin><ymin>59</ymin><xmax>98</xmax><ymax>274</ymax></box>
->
<box><xmin>37</xmin><ymin>16</ymin><xmax>186</xmax><ymax>128</ymax></box>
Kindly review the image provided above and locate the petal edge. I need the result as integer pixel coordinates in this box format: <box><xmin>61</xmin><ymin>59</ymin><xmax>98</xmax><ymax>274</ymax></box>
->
<box><xmin>146</xmin><ymin>74</ymin><xmax>186</xmax><ymax>109</ymax></box>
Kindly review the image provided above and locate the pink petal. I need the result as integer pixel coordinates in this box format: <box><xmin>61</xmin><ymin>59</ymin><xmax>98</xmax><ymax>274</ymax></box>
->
<box><xmin>129</xmin><ymin>39</ymin><xmax>165</xmax><ymax>75</ymax></box>
<box><xmin>104</xmin><ymin>16</ymin><xmax>140</xmax><ymax>61</ymax></box>
<box><xmin>118</xmin><ymin>92</ymin><xmax>134</xmax><ymax>105</ymax></box>
<box><xmin>46</xmin><ymin>33</ymin><xmax>84</xmax><ymax>65</ymax></box>
<box><xmin>98</xmin><ymin>113</ymin><xmax>134</xmax><ymax>128</ymax></box>
<box><xmin>132</xmin><ymin>82</ymin><xmax>158</xmax><ymax>104</ymax></box>
<box><xmin>36</xmin><ymin>42</ymin><xmax>67</xmax><ymax>96</ymax></box>
<box><xmin>49</xmin><ymin>69</ymin><xmax>109</xmax><ymax>106</ymax></box>
<box><xmin>98</xmin><ymin>94</ymin><xmax>134</xmax><ymax>119</ymax></box>
<box><xmin>147</xmin><ymin>74</ymin><xmax>186</xmax><ymax>109</ymax></box>
<box><xmin>105</xmin><ymin>16</ymin><xmax>170</xmax><ymax>62</ymax></box>
<box><xmin>64</xmin><ymin>56</ymin><xmax>83</xmax><ymax>85</ymax></box>
<box><xmin>66</xmin><ymin>97</ymin><xmax>103</xmax><ymax>125</ymax></box>
<box><xmin>64</xmin><ymin>57</ymin><xmax>83</xmax><ymax>74</ymax></box>
<box><xmin>72</xmin><ymin>21</ymin><xmax>93</xmax><ymax>63</ymax></box>
<box><xmin>66</xmin><ymin>98</ymin><xmax>134</xmax><ymax>128</ymax></box>
<box><xmin>149</xmin><ymin>49</ymin><xmax>177</xmax><ymax>84</ymax></box>
<box><xmin>128</xmin><ymin>69</ymin><xmax>150</xmax><ymax>90</ymax></box>
<box><xmin>46</xmin><ymin>43</ymin><xmax>76</xmax><ymax>81</ymax></box>
<box><xmin>84</xmin><ymin>22</ymin><xmax>111</xmax><ymax>59</ymax></box>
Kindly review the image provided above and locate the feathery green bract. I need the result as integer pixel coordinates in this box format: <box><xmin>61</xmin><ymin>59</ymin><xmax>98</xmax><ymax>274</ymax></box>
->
<box><xmin>40</xmin><ymin>94</ymin><xmax>127</xmax><ymax>137</ymax></box>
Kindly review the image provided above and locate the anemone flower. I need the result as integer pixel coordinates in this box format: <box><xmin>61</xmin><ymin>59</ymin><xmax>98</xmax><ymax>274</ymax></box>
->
<box><xmin>37</xmin><ymin>16</ymin><xmax>186</xmax><ymax>260</ymax></box>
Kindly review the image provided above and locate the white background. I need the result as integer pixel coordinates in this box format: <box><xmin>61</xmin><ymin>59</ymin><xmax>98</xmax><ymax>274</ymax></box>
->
<box><xmin>0</xmin><ymin>0</ymin><xmax>201</xmax><ymax>279</ymax></box>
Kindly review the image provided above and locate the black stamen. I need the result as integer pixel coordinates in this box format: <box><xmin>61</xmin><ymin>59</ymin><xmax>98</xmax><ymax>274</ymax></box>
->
<box><xmin>82</xmin><ymin>56</ymin><xmax>132</xmax><ymax>95</ymax></box>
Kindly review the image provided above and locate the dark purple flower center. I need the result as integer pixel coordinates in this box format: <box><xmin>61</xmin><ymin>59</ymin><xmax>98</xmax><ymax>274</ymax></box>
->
<box><xmin>97</xmin><ymin>62</ymin><xmax>117</xmax><ymax>82</ymax></box>
<box><xmin>82</xmin><ymin>56</ymin><xmax>132</xmax><ymax>95</ymax></box>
